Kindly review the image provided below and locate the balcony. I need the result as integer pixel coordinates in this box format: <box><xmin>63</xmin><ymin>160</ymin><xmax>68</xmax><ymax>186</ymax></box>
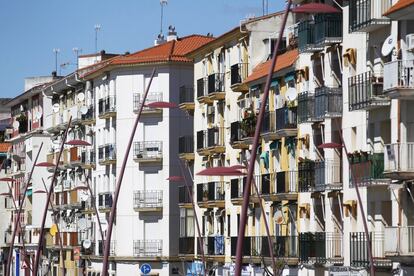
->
<box><xmin>385</xmin><ymin>226</ymin><xmax>414</xmax><ymax>263</ymax></box>
<box><xmin>314</xmin><ymin>13</ymin><xmax>342</xmax><ymax>46</ymax></box>
<box><xmin>179</xmin><ymin>237</ymin><xmax>195</xmax><ymax>255</ymax></box>
<box><xmin>314</xmin><ymin>86</ymin><xmax>342</xmax><ymax>119</ymax></box>
<box><xmin>98</xmin><ymin>96</ymin><xmax>116</xmax><ymax>119</ymax></box>
<box><xmin>196</xmin><ymin>77</ymin><xmax>211</xmax><ymax>104</ymax></box>
<box><xmin>299</xmin><ymin>232</ymin><xmax>343</xmax><ymax>265</ymax></box>
<box><xmin>298</xmin><ymin>160</ymin><xmax>315</xmax><ymax>192</ymax></box>
<box><xmin>255</xmin><ymin>173</ymin><xmax>271</xmax><ymax>196</ymax></box>
<box><xmin>384</xmin><ymin>143</ymin><xmax>414</xmax><ymax>180</ymax></box>
<box><xmin>349</xmin><ymin>72</ymin><xmax>389</xmax><ymax>111</ymax></box>
<box><xmin>230</xmin><ymin>121</ymin><xmax>249</xmax><ymax>149</ymax></box>
<box><xmin>69</xmin><ymin>146</ymin><xmax>82</xmax><ymax>167</ymax></box>
<box><xmin>200</xmin><ymin>236</ymin><xmax>225</xmax><ymax>259</ymax></box>
<box><xmin>133</xmin><ymin>190</ymin><xmax>163</xmax><ymax>212</ymax></box>
<box><xmin>197</xmin><ymin>182</ymin><xmax>225</xmax><ymax>208</ymax></box>
<box><xmin>133</xmin><ymin>240</ymin><xmax>162</xmax><ymax>258</ymax></box>
<box><xmin>383</xmin><ymin>60</ymin><xmax>414</xmax><ymax>99</ymax></box>
<box><xmin>270</xmin><ymin>171</ymin><xmax>298</xmax><ymax>201</ymax></box>
<box><xmin>133</xmin><ymin>92</ymin><xmax>163</xmax><ymax>116</ymax></box>
<box><xmin>261</xmin><ymin>111</ymin><xmax>277</xmax><ymax>140</ymax></box>
<box><xmin>81</xmin><ymin>150</ymin><xmax>96</xmax><ymax>169</ymax></box>
<box><xmin>178</xmin><ymin>186</ymin><xmax>193</xmax><ymax>208</ymax></box>
<box><xmin>80</xmin><ymin>105</ymin><xmax>95</xmax><ymax>125</ymax></box>
<box><xmin>98</xmin><ymin>192</ymin><xmax>113</xmax><ymax>212</ymax></box>
<box><xmin>98</xmin><ymin>240</ymin><xmax>116</xmax><ymax>256</ymax></box>
<box><xmin>349</xmin><ymin>0</ymin><xmax>391</xmax><ymax>33</ymax></box>
<box><xmin>179</xmin><ymin>86</ymin><xmax>195</xmax><ymax>112</ymax></box>
<box><xmin>314</xmin><ymin>160</ymin><xmax>342</xmax><ymax>192</ymax></box>
<box><xmin>196</xmin><ymin>127</ymin><xmax>225</xmax><ymax>155</ymax></box>
<box><xmin>230</xmin><ymin>63</ymin><xmax>249</xmax><ymax>92</ymax></box>
<box><xmin>348</xmin><ymin>72</ymin><xmax>390</xmax><ymax>111</ymax></box>
<box><xmin>207</xmin><ymin>73</ymin><xmax>225</xmax><ymax>100</ymax></box>
<box><xmin>230</xmin><ymin>177</ymin><xmax>247</xmax><ymax>205</ymax></box>
<box><xmin>275</xmin><ymin>107</ymin><xmax>297</xmax><ymax>137</ymax></box>
<box><xmin>98</xmin><ymin>143</ymin><xmax>116</xmax><ymax>165</ymax></box>
<box><xmin>350</xmin><ymin>232</ymin><xmax>392</xmax><ymax>268</ymax></box>
<box><xmin>298</xmin><ymin>20</ymin><xmax>321</xmax><ymax>53</ymax></box>
<box><xmin>298</xmin><ymin>92</ymin><xmax>320</xmax><ymax>124</ymax></box>
<box><xmin>133</xmin><ymin>141</ymin><xmax>162</xmax><ymax>164</ymax></box>
<box><xmin>178</xmin><ymin>136</ymin><xmax>194</xmax><ymax>161</ymax></box>
<box><xmin>350</xmin><ymin>152</ymin><xmax>389</xmax><ymax>186</ymax></box>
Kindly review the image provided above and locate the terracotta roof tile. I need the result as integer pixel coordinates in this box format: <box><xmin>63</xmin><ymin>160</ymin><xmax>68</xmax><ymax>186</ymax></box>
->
<box><xmin>244</xmin><ymin>49</ymin><xmax>299</xmax><ymax>84</ymax></box>
<box><xmin>0</xmin><ymin>143</ymin><xmax>11</xmax><ymax>153</ymax></box>
<box><xmin>384</xmin><ymin>0</ymin><xmax>414</xmax><ymax>15</ymax></box>
<box><xmin>81</xmin><ymin>35</ymin><xmax>214</xmax><ymax>77</ymax></box>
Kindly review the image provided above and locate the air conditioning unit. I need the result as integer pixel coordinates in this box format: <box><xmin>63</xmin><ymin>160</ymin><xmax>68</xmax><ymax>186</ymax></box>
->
<box><xmin>407</xmin><ymin>34</ymin><xmax>414</xmax><ymax>52</ymax></box>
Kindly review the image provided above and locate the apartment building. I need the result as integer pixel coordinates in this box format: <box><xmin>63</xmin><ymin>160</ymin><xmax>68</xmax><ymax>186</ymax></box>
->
<box><xmin>185</xmin><ymin>12</ymin><xmax>299</xmax><ymax>275</ymax></box>
<box><xmin>2</xmin><ymin>76</ymin><xmax>57</xmax><ymax>276</ymax></box>
<box><xmin>75</xmin><ymin>30</ymin><xmax>213</xmax><ymax>276</ymax></box>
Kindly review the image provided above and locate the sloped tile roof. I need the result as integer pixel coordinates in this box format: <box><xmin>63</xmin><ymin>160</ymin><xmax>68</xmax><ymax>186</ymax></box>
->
<box><xmin>384</xmin><ymin>0</ymin><xmax>414</xmax><ymax>15</ymax></box>
<box><xmin>0</xmin><ymin>143</ymin><xmax>11</xmax><ymax>153</ymax></box>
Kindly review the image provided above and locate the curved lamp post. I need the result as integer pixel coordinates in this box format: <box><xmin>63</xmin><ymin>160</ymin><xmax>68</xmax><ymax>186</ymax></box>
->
<box><xmin>101</xmin><ymin>69</ymin><xmax>156</xmax><ymax>276</ymax></box>
<box><xmin>33</xmin><ymin>117</ymin><xmax>72</xmax><ymax>276</ymax></box>
<box><xmin>4</xmin><ymin>142</ymin><xmax>43</xmax><ymax>276</ymax></box>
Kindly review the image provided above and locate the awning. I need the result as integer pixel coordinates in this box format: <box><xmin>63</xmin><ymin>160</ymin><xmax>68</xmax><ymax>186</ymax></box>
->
<box><xmin>291</xmin><ymin>3</ymin><xmax>341</xmax><ymax>14</ymax></box>
<box><xmin>284</xmin><ymin>72</ymin><xmax>295</xmax><ymax>83</ymax></box>
<box><xmin>318</xmin><ymin>142</ymin><xmax>343</xmax><ymax>149</ymax></box>
<box><xmin>270</xmin><ymin>79</ymin><xmax>279</xmax><ymax>87</ymax></box>
<box><xmin>196</xmin><ymin>167</ymin><xmax>245</xmax><ymax>176</ymax></box>
<box><xmin>270</xmin><ymin>140</ymin><xmax>279</xmax><ymax>151</ymax></box>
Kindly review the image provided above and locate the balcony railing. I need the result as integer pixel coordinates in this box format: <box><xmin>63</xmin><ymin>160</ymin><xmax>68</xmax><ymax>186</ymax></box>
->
<box><xmin>230</xmin><ymin>63</ymin><xmax>248</xmax><ymax>87</ymax></box>
<box><xmin>299</xmin><ymin>232</ymin><xmax>326</xmax><ymax>264</ymax></box>
<box><xmin>201</xmin><ymin>236</ymin><xmax>225</xmax><ymax>256</ymax></box>
<box><xmin>298</xmin><ymin>20</ymin><xmax>319</xmax><ymax>53</ymax></box>
<box><xmin>207</xmin><ymin>73</ymin><xmax>225</xmax><ymax>94</ymax></box>
<box><xmin>133</xmin><ymin>240</ymin><xmax>162</xmax><ymax>257</ymax></box>
<box><xmin>98</xmin><ymin>96</ymin><xmax>116</xmax><ymax>117</ymax></box>
<box><xmin>81</xmin><ymin>150</ymin><xmax>95</xmax><ymax>167</ymax></box>
<box><xmin>314</xmin><ymin>160</ymin><xmax>342</xmax><ymax>191</ymax></box>
<box><xmin>98</xmin><ymin>143</ymin><xmax>116</xmax><ymax>164</ymax></box>
<box><xmin>230</xmin><ymin>236</ymin><xmax>298</xmax><ymax>258</ymax></box>
<box><xmin>231</xmin><ymin>177</ymin><xmax>247</xmax><ymax>200</ymax></box>
<box><xmin>298</xmin><ymin>92</ymin><xmax>317</xmax><ymax>123</ymax></box>
<box><xmin>178</xmin><ymin>136</ymin><xmax>194</xmax><ymax>155</ymax></box>
<box><xmin>179</xmin><ymin>237</ymin><xmax>195</xmax><ymax>255</ymax></box>
<box><xmin>98</xmin><ymin>192</ymin><xmax>113</xmax><ymax>210</ymax></box>
<box><xmin>179</xmin><ymin>85</ymin><xmax>194</xmax><ymax>105</ymax></box>
<box><xmin>349</xmin><ymin>0</ymin><xmax>391</xmax><ymax>33</ymax></box>
<box><xmin>275</xmin><ymin>171</ymin><xmax>298</xmax><ymax>194</ymax></box>
<box><xmin>80</xmin><ymin>105</ymin><xmax>95</xmax><ymax>123</ymax></box>
<box><xmin>197</xmin><ymin>182</ymin><xmax>224</xmax><ymax>203</ymax></box>
<box><xmin>133</xmin><ymin>141</ymin><xmax>162</xmax><ymax>162</ymax></box>
<box><xmin>197</xmin><ymin>77</ymin><xmax>207</xmax><ymax>99</ymax></box>
<box><xmin>98</xmin><ymin>240</ymin><xmax>116</xmax><ymax>256</ymax></box>
<box><xmin>350</xmin><ymin>232</ymin><xmax>391</xmax><ymax>267</ymax></box>
<box><xmin>384</xmin><ymin>226</ymin><xmax>414</xmax><ymax>256</ymax></box>
<box><xmin>230</xmin><ymin>121</ymin><xmax>243</xmax><ymax>143</ymax></box>
<box><xmin>276</xmin><ymin>107</ymin><xmax>297</xmax><ymax>132</ymax></box>
<box><xmin>261</xmin><ymin>111</ymin><xmax>276</xmax><ymax>134</ymax></box>
<box><xmin>298</xmin><ymin>160</ymin><xmax>315</xmax><ymax>192</ymax></box>
<box><xmin>383</xmin><ymin>60</ymin><xmax>414</xmax><ymax>98</ymax></box>
<box><xmin>349</xmin><ymin>71</ymin><xmax>388</xmax><ymax>111</ymax></box>
<box><xmin>314</xmin><ymin>13</ymin><xmax>342</xmax><ymax>45</ymax></box>
<box><xmin>254</xmin><ymin>173</ymin><xmax>271</xmax><ymax>195</ymax></box>
<box><xmin>350</xmin><ymin>152</ymin><xmax>388</xmax><ymax>186</ymax></box>
<box><xmin>133</xmin><ymin>92</ymin><xmax>163</xmax><ymax>113</ymax></box>
<box><xmin>384</xmin><ymin>143</ymin><xmax>414</xmax><ymax>178</ymax></box>
<box><xmin>178</xmin><ymin>186</ymin><xmax>192</xmax><ymax>205</ymax></box>
<box><xmin>133</xmin><ymin>190</ymin><xmax>163</xmax><ymax>210</ymax></box>
<box><xmin>314</xmin><ymin>86</ymin><xmax>342</xmax><ymax>119</ymax></box>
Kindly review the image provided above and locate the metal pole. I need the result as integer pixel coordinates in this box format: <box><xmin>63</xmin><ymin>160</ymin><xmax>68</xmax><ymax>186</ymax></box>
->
<box><xmin>178</xmin><ymin>159</ymin><xmax>206</xmax><ymax>275</ymax></box>
<box><xmin>33</xmin><ymin>117</ymin><xmax>72</xmax><ymax>276</ymax></box>
<box><xmin>101</xmin><ymin>69</ymin><xmax>156</xmax><ymax>276</ymax></box>
<box><xmin>42</xmin><ymin>178</ymin><xmax>65</xmax><ymax>276</ymax></box>
<box><xmin>5</xmin><ymin>142</ymin><xmax>43</xmax><ymax>276</ymax></box>
<box><xmin>84</xmin><ymin>171</ymin><xmax>105</xmax><ymax>243</ymax></box>
<box><xmin>334</xmin><ymin>120</ymin><xmax>376</xmax><ymax>276</ymax></box>
<box><xmin>234</xmin><ymin>2</ymin><xmax>292</xmax><ymax>275</ymax></box>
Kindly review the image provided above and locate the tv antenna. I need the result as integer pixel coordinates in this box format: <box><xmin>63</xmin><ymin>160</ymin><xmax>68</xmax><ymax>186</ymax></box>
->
<box><xmin>94</xmin><ymin>24</ymin><xmax>101</xmax><ymax>55</ymax></box>
<box><xmin>262</xmin><ymin>0</ymin><xmax>269</xmax><ymax>16</ymax></box>
<box><xmin>73</xmin><ymin>47</ymin><xmax>82</xmax><ymax>69</ymax></box>
<box><xmin>53</xmin><ymin>48</ymin><xmax>60</xmax><ymax>74</ymax></box>
<box><xmin>160</xmin><ymin>0</ymin><xmax>168</xmax><ymax>35</ymax></box>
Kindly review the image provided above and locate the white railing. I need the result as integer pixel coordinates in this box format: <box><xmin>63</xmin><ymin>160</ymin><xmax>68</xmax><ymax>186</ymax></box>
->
<box><xmin>384</xmin><ymin>60</ymin><xmax>414</xmax><ymax>91</ymax></box>
<box><xmin>384</xmin><ymin>143</ymin><xmax>414</xmax><ymax>173</ymax></box>
<box><xmin>385</xmin><ymin>226</ymin><xmax>414</xmax><ymax>255</ymax></box>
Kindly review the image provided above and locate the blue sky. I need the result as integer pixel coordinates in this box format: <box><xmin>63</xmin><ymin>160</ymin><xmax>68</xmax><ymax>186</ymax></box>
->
<box><xmin>0</xmin><ymin>0</ymin><xmax>284</xmax><ymax>98</ymax></box>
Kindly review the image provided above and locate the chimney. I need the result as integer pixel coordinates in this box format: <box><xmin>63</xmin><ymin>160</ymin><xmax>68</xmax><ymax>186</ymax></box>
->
<box><xmin>154</xmin><ymin>33</ymin><xmax>166</xmax><ymax>46</ymax></box>
<box><xmin>167</xmin><ymin>25</ymin><xmax>177</xmax><ymax>42</ymax></box>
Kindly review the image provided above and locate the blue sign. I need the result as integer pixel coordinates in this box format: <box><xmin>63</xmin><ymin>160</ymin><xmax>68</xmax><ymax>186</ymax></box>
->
<box><xmin>140</xmin><ymin>263</ymin><xmax>152</xmax><ymax>275</ymax></box>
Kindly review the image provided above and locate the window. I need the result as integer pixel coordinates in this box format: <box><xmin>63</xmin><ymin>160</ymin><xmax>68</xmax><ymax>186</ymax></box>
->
<box><xmin>180</xmin><ymin>208</ymin><xmax>194</xmax><ymax>237</ymax></box>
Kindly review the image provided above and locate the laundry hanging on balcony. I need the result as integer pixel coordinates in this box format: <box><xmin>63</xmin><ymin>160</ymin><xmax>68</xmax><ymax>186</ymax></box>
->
<box><xmin>260</xmin><ymin>151</ymin><xmax>269</xmax><ymax>169</ymax></box>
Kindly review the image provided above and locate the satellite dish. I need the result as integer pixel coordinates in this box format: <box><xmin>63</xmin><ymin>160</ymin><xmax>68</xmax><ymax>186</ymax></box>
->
<box><xmin>79</xmin><ymin>106</ymin><xmax>88</xmax><ymax>115</ymax></box>
<box><xmin>275</xmin><ymin>94</ymin><xmax>285</xmax><ymax>109</ymax></box>
<box><xmin>285</xmin><ymin>87</ymin><xmax>297</xmax><ymax>102</ymax></box>
<box><xmin>35</xmin><ymin>111</ymin><xmax>42</xmax><ymax>120</ymax></box>
<box><xmin>79</xmin><ymin>191</ymin><xmax>89</xmax><ymax>201</ymax></box>
<box><xmin>13</xmin><ymin>121</ymin><xmax>20</xmax><ymax>129</ymax></box>
<box><xmin>78</xmin><ymin>218</ymin><xmax>88</xmax><ymax>231</ymax></box>
<box><xmin>49</xmin><ymin>224</ymin><xmax>58</xmax><ymax>236</ymax></box>
<box><xmin>77</xmin><ymin>93</ymin><xmax>85</xmax><ymax>102</ymax></box>
<box><xmin>274</xmin><ymin>210</ymin><xmax>285</xmax><ymax>225</ymax></box>
<box><xmin>52</xmin><ymin>104</ymin><xmax>60</xmax><ymax>113</ymax></box>
<box><xmin>82</xmin><ymin>239</ymin><xmax>92</xmax><ymax>249</ymax></box>
<box><xmin>381</xmin><ymin>35</ymin><xmax>395</xmax><ymax>56</ymax></box>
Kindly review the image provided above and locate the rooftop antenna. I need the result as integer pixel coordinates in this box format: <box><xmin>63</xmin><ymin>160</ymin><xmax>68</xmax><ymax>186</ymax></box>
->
<box><xmin>94</xmin><ymin>24</ymin><xmax>101</xmax><ymax>60</ymax></box>
<box><xmin>73</xmin><ymin>47</ymin><xmax>82</xmax><ymax>69</ymax></box>
<box><xmin>262</xmin><ymin>0</ymin><xmax>268</xmax><ymax>16</ymax></box>
<box><xmin>53</xmin><ymin>48</ymin><xmax>60</xmax><ymax>74</ymax></box>
<box><xmin>160</xmin><ymin>0</ymin><xmax>168</xmax><ymax>35</ymax></box>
